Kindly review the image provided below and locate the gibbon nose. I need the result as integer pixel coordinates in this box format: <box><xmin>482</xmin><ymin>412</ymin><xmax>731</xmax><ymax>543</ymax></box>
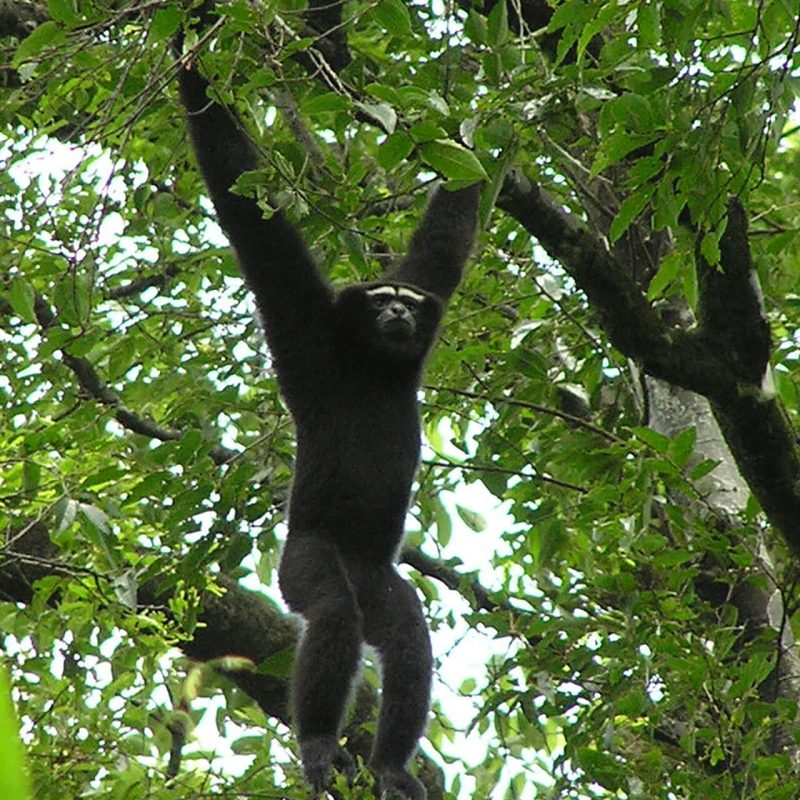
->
<box><xmin>389</xmin><ymin>301</ymin><xmax>408</xmax><ymax>316</ymax></box>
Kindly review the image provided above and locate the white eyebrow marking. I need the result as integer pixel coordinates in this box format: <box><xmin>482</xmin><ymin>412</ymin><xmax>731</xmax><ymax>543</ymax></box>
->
<box><xmin>396</xmin><ymin>287</ymin><xmax>426</xmax><ymax>302</ymax></box>
<box><xmin>365</xmin><ymin>286</ymin><xmax>398</xmax><ymax>298</ymax></box>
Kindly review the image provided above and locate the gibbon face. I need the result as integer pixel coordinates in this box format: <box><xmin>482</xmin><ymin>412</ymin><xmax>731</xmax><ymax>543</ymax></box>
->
<box><xmin>336</xmin><ymin>282</ymin><xmax>443</xmax><ymax>362</ymax></box>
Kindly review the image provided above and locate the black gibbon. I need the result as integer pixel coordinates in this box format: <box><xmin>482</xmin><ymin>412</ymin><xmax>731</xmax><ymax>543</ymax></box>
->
<box><xmin>176</xmin><ymin>29</ymin><xmax>480</xmax><ymax>800</ymax></box>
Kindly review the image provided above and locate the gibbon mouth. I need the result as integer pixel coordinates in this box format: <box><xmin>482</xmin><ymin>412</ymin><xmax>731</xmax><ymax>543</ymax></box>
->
<box><xmin>381</xmin><ymin>317</ymin><xmax>414</xmax><ymax>337</ymax></box>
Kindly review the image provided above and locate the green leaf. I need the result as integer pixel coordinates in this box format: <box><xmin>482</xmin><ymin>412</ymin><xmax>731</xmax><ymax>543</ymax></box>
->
<box><xmin>149</xmin><ymin>6</ymin><xmax>181</xmax><ymax>42</ymax></box>
<box><xmin>700</xmin><ymin>231</ymin><xmax>721</xmax><ymax>265</ymax></box>
<box><xmin>22</xmin><ymin>460</ymin><xmax>40</xmax><ymax>496</ymax></box>
<box><xmin>592</xmin><ymin>131</ymin><xmax>657</xmax><ymax>174</ymax></box>
<box><xmin>53</xmin><ymin>497</ymin><xmax>78</xmax><ymax>534</ymax></box>
<box><xmin>301</xmin><ymin>93</ymin><xmax>349</xmax><ymax>115</ymax></box>
<box><xmin>464</xmin><ymin>10</ymin><xmax>488</xmax><ymax>45</ymax></box>
<box><xmin>637</xmin><ymin>534</ymin><xmax>668</xmax><ymax>553</ymax></box>
<box><xmin>78</xmin><ymin>503</ymin><xmax>119</xmax><ymax>569</ymax></box>
<box><xmin>487</xmin><ymin>0</ymin><xmax>508</xmax><ymax>46</ymax></box>
<box><xmin>47</xmin><ymin>0</ymin><xmax>78</xmax><ymax>27</ymax></box>
<box><xmin>52</xmin><ymin>273</ymin><xmax>91</xmax><ymax>325</ymax></box>
<box><xmin>355</xmin><ymin>101</ymin><xmax>397</xmax><ymax>133</ymax></box>
<box><xmin>230</xmin><ymin>735</ymin><xmax>266</xmax><ymax>755</ymax></box>
<box><xmin>456</xmin><ymin>504</ymin><xmax>486</xmax><ymax>532</ymax></box>
<box><xmin>668</xmin><ymin>426</ymin><xmax>696</xmax><ymax>468</ymax></box>
<box><xmin>256</xmin><ymin>647</ymin><xmax>295</xmax><ymax>678</ymax></box>
<box><xmin>612</xmin><ymin>94</ymin><xmax>654</xmax><ymax>133</ymax></box>
<box><xmin>8</xmin><ymin>278</ymin><xmax>35</xmax><ymax>323</ymax></box>
<box><xmin>617</xmin><ymin>688</ymin><xmax>647</xmax><ymax>716</ymax></box>
<box><xmin>654</xmin><ymin>180</ymin><xmax>686</xmax><ymax>229</ymax></box>
<box><xmin>683</xmin><ymin>251</ymin><xmax>699</xmax><ymax>308</ymax></box>
<box><xmin>366</xmin><ymin>83</ymin><xmax>401</xmax><ymax>105</ymax></box>
<box><xmin>633</xmin><ymin>427</ymin><xmax>670</xmax><ymax>454</ymax></box>
<box><xmin>80</xmin><ymin>466</ymin><xmax>127</xmax><ymax>490</ymax></box>
<box><xmin>398</xmin><ymin>86</ymin><xmax>449</xmax><ymax>116</ymax></box>
<box><xmin>373</xmin><ymin>0</ymin><xmax>413</xmax><ymax>36</ymax></box>
<box><xmin>547</xmin><ymin>0</ymin><xmax>586</xmax><ymax>33</ymax></box>
<box><xmin>79</xmin><ymin>503</ymin><xmax>111</xmax><ymax>533</ymax></box>
<box><xmin>435</xmin><ymin>498</ymin><xmax>453</xmax><ymax>546</ymax></box>
<box><xmin>13</xmin><ymin>22</ymin><xmax>66</xmax><ymax>68</ymax></box>
<box><xmin>754</xmin><ymin>755</ymin><xmax>792</xmax><ymax>779</ymax></box>
<box><xmin>377</xmin><ymin>131</ymin><xmax>413</xmax><ymax>170</ymax></box>
<box><xmin>647</xmin><ymin>251</ymin><xmax>682</xmax><ymax>300</ymax></box>
<box><xmin>637</xmin><ymin>1</ymin><xmax>660</xmax><ymax>48</ymax></box>
<box><xmin>419</xmin><ymin>140</ymin><xmax>488</xmax><ymax>182</ymax></box>
<box><xmin>690</xmin><ymin>459</ymin><xmax>720</xmax><ymax>481</ymax></box>
<box><xmin>0</xmin><ymin>665</ymin><xmax>30</xmax><ymax>800</ymax></box>
<box><xmin>577</xmin><ymin>4</ymin><xmax>618</xmax><ymax>63</ymax></box>
<box><xmin>609</xmin><ymin>187</ymin><xmax>652</xmax><ymax>244</ymax></box>
<box><xmin>281</xmin><ymin>36</ymin><xmax>316</xmax><ymax>57</ymax></box>
<box><xmin>409</xmin><ymin>121</ymin><xmax>448</xmax><ymax>142</ymax></box>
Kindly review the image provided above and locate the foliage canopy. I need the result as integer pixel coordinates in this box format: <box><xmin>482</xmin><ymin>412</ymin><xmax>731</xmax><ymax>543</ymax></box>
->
<box><xmin>2</xmin><ymin>0</ymin><xmax>800</xmax><ymax>798</ymax></box>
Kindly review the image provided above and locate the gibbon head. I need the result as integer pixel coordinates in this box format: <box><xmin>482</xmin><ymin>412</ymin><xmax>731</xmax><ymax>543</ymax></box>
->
<box><xmin>335</xmin><ymin>282</ymin><xmax>443</xmax><ymax>362</ymax></box>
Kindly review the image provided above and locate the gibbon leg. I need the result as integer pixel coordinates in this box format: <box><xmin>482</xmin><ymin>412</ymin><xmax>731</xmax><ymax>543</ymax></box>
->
<box><xmin>279</xmin><ymin>535</ymin><xmax>362</xmax><ymax>789</ymax></box>
<box><xmin>350</xmin><ymin>562</ymin><xmax>433</xmax><ymax>800</ymax></box>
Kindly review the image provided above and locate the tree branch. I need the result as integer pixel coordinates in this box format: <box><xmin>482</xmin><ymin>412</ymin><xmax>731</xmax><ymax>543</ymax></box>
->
<box><xmin>498</xmin><ymin>172</ymin><xmax>800</xmax><ymax>555</ymax></box>
<box><xmin>498</xmin><ymin>172</ymin><xmax>729</xmax><ymax>397</ymax></box>
<box><xmin>31</xmin><ymin>293</ymin><xmax>237</xmax><ymax>466</ymax></box>
<box><xmin>696</xmin><ymin>198</ymin><xmax>772</xmax><ymax>385</ymax></box>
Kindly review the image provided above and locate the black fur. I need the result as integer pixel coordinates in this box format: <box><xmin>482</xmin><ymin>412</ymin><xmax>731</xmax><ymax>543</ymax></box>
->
<box><xmin>177</xmin><ymin>37</ymin><xmax>479</xmax><ymax>800</ymax></box>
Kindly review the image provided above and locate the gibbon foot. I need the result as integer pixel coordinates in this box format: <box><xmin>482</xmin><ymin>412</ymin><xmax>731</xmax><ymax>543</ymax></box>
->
<box><xmin>299</xmin><ymin>735</ymin><xmax>355</xmax><ymax>792</ymax></box>
<box><xmin>377</xmin><ymin>766</ymin><xmax>426</xmax><ymax>800</ymax></box>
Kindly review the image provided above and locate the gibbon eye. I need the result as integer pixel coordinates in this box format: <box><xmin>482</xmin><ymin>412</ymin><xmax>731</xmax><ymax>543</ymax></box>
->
<box><xmin>370</xmin><ymin>294</ymin><xmax>398</xmax><ymax>311</ymax></box>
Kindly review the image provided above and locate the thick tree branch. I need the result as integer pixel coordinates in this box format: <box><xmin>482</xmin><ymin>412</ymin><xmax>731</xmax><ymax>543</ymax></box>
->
<box><xmin>498</xmin><ymin>172</ymin><xmax>728</xmax><ymax>396</ymax></box>
<box><xmin>499</xmin><ymin>172</ymin><xmax>800</xmax><ymax>555</ymax></box>
<box><xmin>711</xmin><ymin>396</ymin><xmax>800</xmax><ymax>551</ymax></box>
<box><xmin>696</xmin><ymin>199</ymin><xmax>772</xmax><ymax>385</ymax></box>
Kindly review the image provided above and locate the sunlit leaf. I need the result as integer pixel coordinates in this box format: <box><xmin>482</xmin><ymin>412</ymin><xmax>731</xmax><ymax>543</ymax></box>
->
<box><xmin>419</xmin><ymin>140</ymin><xmax>488</xmax><ymax>182</ymax></box>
